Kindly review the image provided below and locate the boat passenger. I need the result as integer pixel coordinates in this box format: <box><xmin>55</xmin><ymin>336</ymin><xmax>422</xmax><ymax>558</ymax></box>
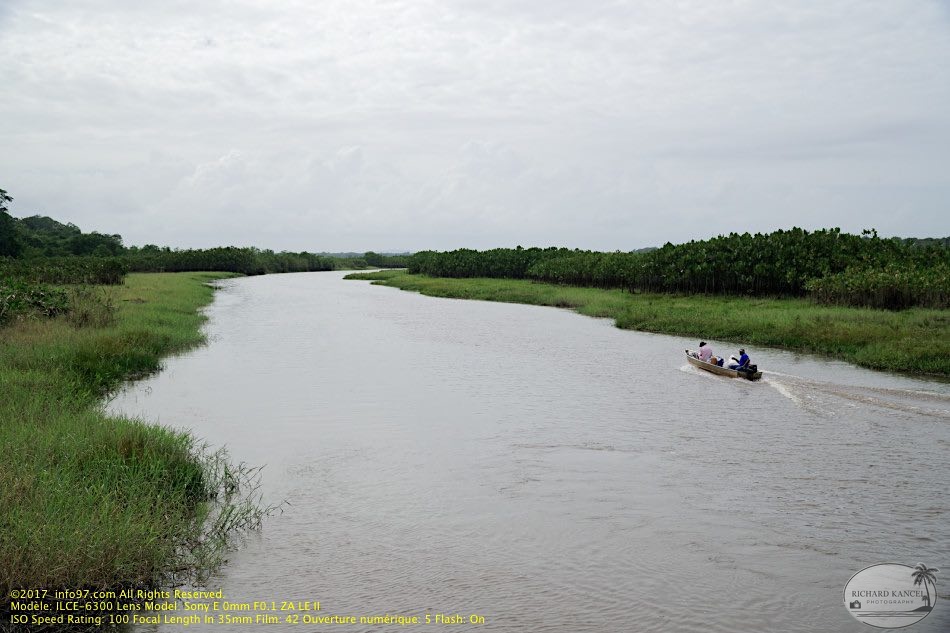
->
<box><xmin>698</xmin><ymin>341</ymin><xmax>713</xmax><ymax>362</ymax></box>
<box><xmin>737</xmin><ymin>348</ymin><xmax>750</xmax><ymax>368</ymax></box>
<box><xmin>728</xmin><ymin>348</ymin><xmax>750</xmax><ymax>370</ymax></box>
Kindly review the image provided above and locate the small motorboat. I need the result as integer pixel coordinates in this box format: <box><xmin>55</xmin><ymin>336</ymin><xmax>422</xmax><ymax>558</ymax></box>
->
<box><xmin>685</xmin><ymin>350</ymin><xmax>762</xmax><ymax>381</ymax></box>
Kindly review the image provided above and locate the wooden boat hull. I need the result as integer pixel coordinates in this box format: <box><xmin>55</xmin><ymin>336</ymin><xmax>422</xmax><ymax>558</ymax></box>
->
<box><xmin>685</xmin><ymin>351</ymin><xmax>762</xmax><ymax>381</ymax></box>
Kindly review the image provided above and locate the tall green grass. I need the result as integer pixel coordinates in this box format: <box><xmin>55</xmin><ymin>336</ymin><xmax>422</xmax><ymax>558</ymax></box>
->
<box><xmin>346</xmin><ymin>271</ymin><xmax>950</xmax><ymax>376</ymax></box>
<box><xmin>0</xmin><ymin>272</ymin><xmax>265</xmax><ymax>608</ymax></box>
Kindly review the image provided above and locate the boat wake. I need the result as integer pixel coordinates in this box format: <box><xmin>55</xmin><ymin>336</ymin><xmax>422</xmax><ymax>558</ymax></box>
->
<box><xmin>762</xmin><ymin>372</ymin><xmax>950</xmax><ymax>420</ymax></box>
<box><xmin>763</xmin><ymin>377</ymin><xmax>805</xmax><ymax>408</ymax></box>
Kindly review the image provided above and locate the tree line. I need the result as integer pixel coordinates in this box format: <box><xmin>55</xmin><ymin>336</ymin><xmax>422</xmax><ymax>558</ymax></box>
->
<box><xmin>1</xmin><ymin>186</ymin><xmax>406</xmax><ymax>272</ymax></box>
<box><xmin>408</xmin><ymin>228</ymin><xmax>949</xmax><ymax>309</ymax></box>
<box><xmin>0</xmin><ymin>186</ymin><xmax>405</xmax><ymax>324</ymax></box>
<box><xmin>3</xmin><ymin>184</ymin><xmax>946</xmax><ymax>312</ymax></box>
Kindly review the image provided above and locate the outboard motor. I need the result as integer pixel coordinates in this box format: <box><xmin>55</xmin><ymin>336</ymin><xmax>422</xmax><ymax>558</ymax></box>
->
<box><xmin>742</xmin><ymin>364</ymin><xmax>758</xmax><ymax>380</ymax></box>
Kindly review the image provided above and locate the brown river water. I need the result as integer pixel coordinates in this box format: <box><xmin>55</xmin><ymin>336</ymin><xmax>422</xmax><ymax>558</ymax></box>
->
<box><xmin>108</xmin><ymin>271</ymin><xmax>949</xmax><ymax>633</ymax></box>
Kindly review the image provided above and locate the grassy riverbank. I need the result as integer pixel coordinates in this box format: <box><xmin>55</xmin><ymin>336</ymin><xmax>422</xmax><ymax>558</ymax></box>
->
<box><xmin>0</xmin><ymin>272</ymin><xmax>251</xmax><ymax>605</ymax></box>
<box><xmin>346</xmin><ymin>270</ymin><xmax>950</xmax><ymax>376</ymax></box>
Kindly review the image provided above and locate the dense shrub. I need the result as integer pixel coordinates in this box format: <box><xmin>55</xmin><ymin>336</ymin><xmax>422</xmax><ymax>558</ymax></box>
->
<box><xmin>805</xmin><ymin>264</ymin><xmax>950</xmax><ymax>310</ymax></box>
<box><xmin>407</xmin><ymin>228</ymin><xmax>950</xmax><ymax>309</ymax></box>
<box><xmin>408</xmin><ymin>246</ymin><xmax>572</xmax><ymax>278</ymax></box>
<box><xmin>0</xmin><ymin>256</ymin><xmax>127</xmax><ymax>285</ymax></box>
<box><xmin>0</xmin><ymin>277</ymin><xmax>68</xmax><ymax>324</ymax></box>
<box><xmin>124</xmin><ymin>247</ymin><xmax>336</xmax><ymax>275</ymax></box>
<box><xmin>364</xmin><ymin>251</ymin><xmax>409</xmax><ymax>268</ymax></box>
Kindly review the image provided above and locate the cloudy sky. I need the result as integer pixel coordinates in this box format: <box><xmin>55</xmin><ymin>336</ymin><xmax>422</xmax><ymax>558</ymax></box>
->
<box><xmin>1</xmin><ymin>1</ymin><xmax>948</xmax><ymax>251</ymax></box>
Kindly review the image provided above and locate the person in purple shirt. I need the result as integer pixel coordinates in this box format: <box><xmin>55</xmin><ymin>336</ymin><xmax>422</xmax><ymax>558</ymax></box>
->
<box><xmin>698</xmin><ymin>341</ymin><xmax>713</xmax><ymax>362</ymax></box>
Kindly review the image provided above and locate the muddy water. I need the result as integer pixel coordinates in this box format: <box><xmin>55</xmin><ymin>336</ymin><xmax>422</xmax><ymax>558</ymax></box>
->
<box><xmin>110</xmin><ymin>271</ymin><xmax>949</xmax><ymax>632</ymax></box>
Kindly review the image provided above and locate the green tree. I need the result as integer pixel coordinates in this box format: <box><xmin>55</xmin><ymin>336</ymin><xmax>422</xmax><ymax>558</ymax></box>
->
<box><xmin>0</xmin><ymin>188</ymin><xmax>22</xmax><ymax>257</ymax></box>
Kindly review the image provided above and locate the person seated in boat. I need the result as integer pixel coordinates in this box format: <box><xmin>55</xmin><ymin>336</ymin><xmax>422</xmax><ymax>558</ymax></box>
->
<box><xmin>697</xmin><ymin>341</ymin><xmax>713</xmax><ymax>362</ymax></box>
<box><xmin>728</xmin><ymin>348</ymin><xmax>750</xmax><ymax>370</ymax></box>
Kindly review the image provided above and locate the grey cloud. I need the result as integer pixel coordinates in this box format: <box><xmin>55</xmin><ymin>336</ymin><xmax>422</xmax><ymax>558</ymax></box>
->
<box><xmin>1</xmin><ymin>0</ymin><xmax>948</xmax><ymax>251</ymax></box>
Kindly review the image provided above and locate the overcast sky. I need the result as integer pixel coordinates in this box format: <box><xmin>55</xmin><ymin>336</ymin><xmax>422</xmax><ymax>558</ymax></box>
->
<box><xmin>1</xmin><ymin>1</ymin><xmax>948</xmax><ymax>251</ymax></box>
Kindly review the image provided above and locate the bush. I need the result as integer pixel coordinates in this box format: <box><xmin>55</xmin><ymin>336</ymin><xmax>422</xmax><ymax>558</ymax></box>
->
<box><xmin>65</xmin><ymin>287</ymin><xmax>117</xmax><ymax>329</ymax></box>
<box><xmin>0</xmin><ymin>256</ymin><xmax>127</xmax><ymax>285</ymax></box>
<box><xmin>0</xmin><ymin>277</ymin><xmax>68</xmax><ymax>325</ymax></box>
<box><xmin>805</xmin><ymin>264</ymin><xmax>950</xmax><ymax>310</ymax></box>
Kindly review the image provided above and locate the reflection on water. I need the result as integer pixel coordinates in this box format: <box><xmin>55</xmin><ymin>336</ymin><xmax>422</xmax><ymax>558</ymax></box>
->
<box><xmin>109</xmin><ymin>272</ymin><xmax>949</xmax><ymax>632</ymax></box>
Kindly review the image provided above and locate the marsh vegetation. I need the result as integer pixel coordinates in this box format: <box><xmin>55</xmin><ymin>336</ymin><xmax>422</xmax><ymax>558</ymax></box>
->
<box><xmin>407</xmin><ymin>228</ymin><xmax>949</xmax><ymax>310</ymax></box>
<box><xmin>0</xmin><ymin>273</ymin><xmax>269</xmax><ymax>614</ymax></box>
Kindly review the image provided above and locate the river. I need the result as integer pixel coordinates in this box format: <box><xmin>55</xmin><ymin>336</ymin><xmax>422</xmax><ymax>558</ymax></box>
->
<box><xmin>109</xmin><ymin>271</ymin><xmax>950</xmax><ymax>632</ymax></box>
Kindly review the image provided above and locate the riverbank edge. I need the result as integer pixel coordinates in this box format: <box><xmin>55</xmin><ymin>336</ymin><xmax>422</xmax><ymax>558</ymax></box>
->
<box><xmin>1</xmin><ymin>272</ymin><xmax>248</xmax><ymax>611</ymax></box>
<box><xmin>344</xmin><ymin>270</ymin><xmax>950</xmax><ymax>377</ymax></box>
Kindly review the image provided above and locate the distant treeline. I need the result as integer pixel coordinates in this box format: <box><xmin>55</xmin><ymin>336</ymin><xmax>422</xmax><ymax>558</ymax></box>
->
<box><xmin>408</xmin><ymin>229</ymin><xmax>950</xmax><ymax>310</ymax></box>
<box><xmin>0</xmin><ymin>248</ymin><xmax>398</xmax><ymax>326</ymax></box>
<box><xmin>0</xmin><ymin>194</ymin><xmax>406</xmax><ymax>274</ymax></box>
<box><xmin>3</xmin><ymin>185</ymin><xmax>946</xmax><ymax>313</ymax></box>
<box><xmin>123</xmin><ymin>246</ymin><xmax>336</xmax><ymax>275</ymax></box>
<box><xmin>0</xmin><ymin>211</ymin><xmax>406</xmax><ymax>276</ymax></box>
<box><xmin>0</xmin><ymin>186</ymin><xmax>406</xmax><ymax>324</ymax></box>
<box><xmin>0</xmin><ymin>188</ymin><xmax>407</xmax><ymax>273</ymax></box>
<box><xmin>123</xmin><ymin>247</ymin><xmax>408</xmax><ymax>275</ymax></box>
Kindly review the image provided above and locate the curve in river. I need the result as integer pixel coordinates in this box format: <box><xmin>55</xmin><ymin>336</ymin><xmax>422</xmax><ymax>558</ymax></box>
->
<box><xmin>110</xmin><ymin>271</ymin><xmax>950</xmax><ymax>633</ymax></box>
